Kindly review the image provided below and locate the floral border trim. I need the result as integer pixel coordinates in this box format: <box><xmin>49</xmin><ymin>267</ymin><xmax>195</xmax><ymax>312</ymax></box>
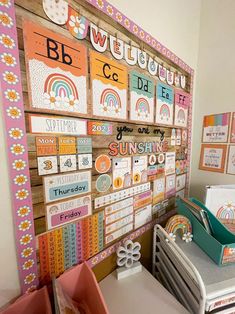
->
<box><xmin>0</xmin><ymin>0</ymin><xmax>38</xmax><ymax>293</ymax></box>
<box><xmin>87</xmin><ymin>209</ymin><xmax>176</xmax><ymax>267</ymax></box>
<box><xmin>86</xmin><ymin>0</ymin><xmax>194</xmax><ymax>75</ymax></box>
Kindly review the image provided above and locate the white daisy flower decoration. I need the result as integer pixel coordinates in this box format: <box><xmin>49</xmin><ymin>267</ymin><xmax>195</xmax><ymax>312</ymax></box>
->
<box><xmin>69</xmin><ymin>15</ymin><xmax>86</xmax><ymax>35</ymax></box>
<box><xmin>8</xmin><ymin>127</ymin><xmax>23</xmax><ymax>139</ymax></box>
<box><xmin>182</xmin><ymin>232</ymin><xmax>193</xmax><ymax>243</ymax></box>
<box><xmin>22</xmin><ymin>259</ymin><xmax>34</xmax><ymax>270</ymax></box>
<box><xmin>3</xmin><ymin>71</ymin><xmax>18</xmax><ymax>84</ymax></box>
<box><xmin>14</xmin><ymin>174</ymin><xmax>28</xmax><ymax>186</ymax></box>
<box><xmin>20</xmin><ymin>234</ymin><xmax>33</xmax><ymax>246</ymax></box>
<box><xmin>12</xmin><ymin>159</ymin><xmax>27</xmax><ymax>171</ymax></box>
<box><xmin>43</xmin><ymin>91</ymin><xmax>61</xmax><ymax>109</ymax></box>
<box><xmin>0</xmin><ymin>34</ymin><xmax>15</xmax><ymax>49</ymax></box>
<box><xmin>15</xmin><ymin>188</ymin><xmax>29</xmax><ymax>200</ymax></box>
<box><xmin>21</xmin><ymin>247</ymin><xmax>34</xmax><ymax>258</ymax></box>
<box><xmin>6</xmin><ymin>105</ymin><xmax>22</xmax><ymax>119</ymax></box>
<box><xmin>24</xmin><ymin>273</ymin><xmax>36</xmax><ymax>285</ymax></box>
<box><xmin>17</xmin><ymin>205</ymin><xmax>31</xmax><ymax>217</ymax></box>
<box><xmin>0</xmin><ymin>0</ymin><xmax>12</xmax><ymax>8</ymax></box>
<box><xmin>4</xmin><ymin>88</ymin><xmax>20</xmax><ymax>102</ymax></box>
<box><xmin>10</xmin><ymin>143</ymin><xmax>25</xmax><ymax>155</ymax></box>
<box><xmin>1</xmin><ymin>52</ymin><xmax>16</xmax><ymax>66</ymax></box>
<box><xmin>18</xmin><ymin>219</ymin><xmax>31</xmax><ymax>231</ymax></box>
<box><xmin>0</xmin><ymin>11</ymin><xmax>13</xmax><ymax>28</ymax></box>
<box><xmin>100</xmin><ymin>102</ymin><xmax>111</xmax><ymax>114</ymax></box>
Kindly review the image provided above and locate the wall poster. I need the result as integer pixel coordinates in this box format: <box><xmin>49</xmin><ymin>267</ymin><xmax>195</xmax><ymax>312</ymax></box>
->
<box><xmin>202</xmin><ymin>113</ymin><xmax>230</xmax><ymax>143</ymax></box>
<box><xmin>156</xmin><ymin>82</ymin><xmax>174</xmax><ymax>125</ymax></box>
<box><xmin>24</xmin><ymin>21</ymin><xmax>88</xmax><ymax>115</ymax></box>
<box><xmin>90</xmin><ymin>50</ymin><xmax>128</xmax><ymax>120</ymax></box>
<box><xmin>174</xmin><ymin>89</ymin><xmax>190</xmax><ymax>127</ymax></box>
<box><xmin>199</xmin><ymin>144</ymin><xmax>227</xmax><ymax>173</ymax></box>
<box><xmin>2</xmin><ymin>0</ymin><xmax>193</xmax><ymax>293</ymax></box>
<box><xmin>129</xmin><ymin>71</ymin><xmax>154</xmax><ymax>123</ymax></box>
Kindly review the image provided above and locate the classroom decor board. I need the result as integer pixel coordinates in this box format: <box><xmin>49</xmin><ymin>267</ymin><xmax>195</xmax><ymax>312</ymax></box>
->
<box><xmin>202</xmin><ymin>113</ymin><xmax>230</xmax><ymax>143</ymax></box>
<box><xmin>1</xmin><ymin>0</ymin><xmax>194</xmax><ymax>293</ymax></box>
<box><xmin>199</xmin><ymin>144</ymin><xmax>227</xmax><ymax>173</ymax></box>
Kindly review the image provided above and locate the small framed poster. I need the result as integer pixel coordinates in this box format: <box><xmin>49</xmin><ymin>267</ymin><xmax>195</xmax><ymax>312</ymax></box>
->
<box><xmin>174</xmin><ymin>89</ymin><xmax>190</xmax><ymax>127</ymax></box>
<box><xmin>227</xmin><ymin>146</ymin><xmax>235</xmax><ymax>175</ymax></box>
<box><xmin>199</xmin><ymin>144</ymin><xmax>227</xmax><ymax>173</ymax></box>
<box><xmin>202</xmin><ymin>112</ymin><xmax>230</xmax><ymax>143</ymax></box>
<box><xmin>230</xmin><ymin>112</ymin><xmax>235</xmax><ymax>143</ymax></box>
<box><xmin>156</xmin><ymin>82</ymin><xmax>174</xmax><ymax>126</ymax></box>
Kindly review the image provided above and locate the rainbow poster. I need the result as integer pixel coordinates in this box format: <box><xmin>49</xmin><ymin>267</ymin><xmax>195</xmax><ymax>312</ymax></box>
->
<box><xmin>174</xmin><ymin>89</ymin><xmax>190</xmax><ymax>127</ymax></box>
<box><xmin>156</xmin><ymin>82</ymin><xmax>174</xmax><ymax>125</ymax></box>
<box><xmin>23</xmin><ymin>21</ymin><xmax>88</xmax><ymax>115</ymax></box>
<box><xmin>90</xmin><ymin>51</ymin><xmax>128</xmax><ymax>120</ymax></box>
<box><xmin>129</xmin><ymin>71</ymin><xmax>154</xmax><ymax>123</ymax></box>
<box><xmin>202</xmin><ymin>113</ymin><xmax>230</xmax><ymax>143</ymax></box>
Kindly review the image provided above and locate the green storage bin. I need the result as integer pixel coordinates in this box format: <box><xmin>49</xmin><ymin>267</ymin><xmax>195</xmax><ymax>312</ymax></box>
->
<box><xmin>176</xmin><ymin>197</ymin><xmax>235</xmax><ymax>266</ymax></box>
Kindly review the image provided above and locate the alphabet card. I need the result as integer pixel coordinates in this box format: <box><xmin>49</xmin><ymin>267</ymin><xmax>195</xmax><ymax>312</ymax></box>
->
<box><xmin>174</xmin><ymin>90</ymin><xmax>190</xmax><ymax>127</ymax></box>
<box><xmin>113</xmin><ymin>157</ymin><xmax>132</xmax><ymax>190</ymax></box>
<box><xmin>23</xmin><ymin>21</ymin><xmax>87</xmax><ymax>114</ymax></box>
<box><xmin>46</xmin><ymin>195</ymin><xmax>92</xmax><ymax>230</ymax></box>
<box><xmin>129</xmin><ymin>71</ymin><xmax>154</xmax><ymax>123</ymax></box>
<box><xmin>43</xmin><ymin>171</ymin><xmax>91</xmax><ymax>203</ymax></box>
<box><xmin>132</xmin><ymin>156</ymin><xmax>148</xmax><ymax>185</ymax></box>
<box><xmin>90</xmin><ymin>50</ymin><xmax>128</xmax><ymax>120</ymax></box>
<box><xmin>156</xmin><ymin>82</ymin><xmax>174</xmax><ymax>125</ymax></box>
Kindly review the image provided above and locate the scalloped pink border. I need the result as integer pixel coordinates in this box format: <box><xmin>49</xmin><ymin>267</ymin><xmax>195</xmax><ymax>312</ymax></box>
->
<box><xmin>0</xmin><ymin>0</ymin><xmax>38</xmax><ymax>293</ymax></box>
<box><xmin>1</xmin><ymin>0</ymin><xmax>193</xmax><ymax>293</ymax></box>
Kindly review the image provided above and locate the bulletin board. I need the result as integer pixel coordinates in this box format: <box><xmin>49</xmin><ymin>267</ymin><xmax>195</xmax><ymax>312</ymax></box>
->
<box><xmin>0</xmin><ymin>0</ymin><xmax>194</xmax><ymax>293</ymax></box>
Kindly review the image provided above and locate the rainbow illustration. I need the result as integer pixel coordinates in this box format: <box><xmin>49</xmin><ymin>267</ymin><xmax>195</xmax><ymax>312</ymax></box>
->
<box><xmin>165</xmin><ymin>214</ymin><xmax>192</xmax><ymax>236</ymax></box>
<box><xmin>177</xmin><ymin>108</ymin><xmax>186</xmax><ymax>122</ymax></box>
<box><xmin>217</xmin><ymin>204</ymin><xmax>235</xmax><ymax>224</ymax></box>
<box><xmin>44</xmin><ymin>73</ymin><xmax>79</xmax><ymax>100</ymax></box>
<box><xmin>100</xmin><ymin>88</ymin><xmax>121</xmax><ymax>111</ymax></box>
<box><xmin>160</xmin><ymin>103</ymin><xmax>170</xmax><ymax>120</ymax></box>
<box><xmin>135</xmin><ymin>98</ymin><xmax>150</xmax><ymax>114</ymax></box>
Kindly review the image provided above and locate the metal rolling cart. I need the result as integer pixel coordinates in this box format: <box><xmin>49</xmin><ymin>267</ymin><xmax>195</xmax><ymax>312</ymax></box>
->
<box><xmin>153</xmin><ymin>224</ymin><xmax>235</xmax><ymax>314</ymax></box>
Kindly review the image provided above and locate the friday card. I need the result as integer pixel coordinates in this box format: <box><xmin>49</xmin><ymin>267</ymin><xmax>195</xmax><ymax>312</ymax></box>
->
<box><xmin>113</xmin><ymin>157</ymin><xmax>132</xmax><ymax>190</ymax></box>
<box><xmin>90</xmin><ymin>50</ymin><xmax>128</xmax><ymax>120</ymax></box>
<box><xmin>132</xmin><ymin>156</ymin><xmax>148</xmax><ymax>185</ymax></box>
<box><xmin>43</xmin><ymin>171</ymin><xmax>91</xmax><ymax>203</ymax></box>
<box><xmin>129</xmin><ymin>71</ymin><xmax>154</xmax><ymax>123</ymax></box>
<box><xmin>202</xmin><ymin>113</ymin><xmax>230</xmax><ymax>143</ymax></box>
<box><xmin>46</xmin><ymin>195</ymin><xmax>92</xmax><ymax>229</ymax></box>
<box><xmin>165</xmin><ymin>152</ymin><xmax>176</xmax><ymax>175</ymax></box>
<box><xmin>23</xmin><ymin>21</ymin><xmax>87</xmax><ymax>114</ymax></box>
<box><xmin>174</xmin><ymin>89</ymin><xmax>190</xmax><ymax>127</ymax></box>
<box><xmin>156</xmin><ymin>82</ymin><xmax>174</xmax><ymax>125</ymax></box>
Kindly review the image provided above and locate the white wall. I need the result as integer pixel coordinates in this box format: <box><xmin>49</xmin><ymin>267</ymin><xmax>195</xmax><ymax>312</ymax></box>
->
<box><xmin>109</xmin><ymin>0</ymin><xmax>202</xmax><ymax>69</ymax></box>
<box><xmin>0</xmin><ymin>0</ymin><xmax>202</xmax><ymax>308</ymax></box>
<box><xmin>190</xmin><ymin>0</ymin><xmax>235</xmax><ymax>200</ymax></box>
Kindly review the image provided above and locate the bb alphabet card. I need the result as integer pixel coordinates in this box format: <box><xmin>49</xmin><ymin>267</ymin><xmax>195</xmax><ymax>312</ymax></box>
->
<box><xmin>23</xmin><ymin>21</ymin><xmax>87</xmax><ymax>115</ymax></box>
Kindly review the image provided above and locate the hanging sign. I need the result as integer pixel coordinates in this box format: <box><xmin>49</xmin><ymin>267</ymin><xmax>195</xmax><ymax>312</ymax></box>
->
<box><xmin>158</xmin><ymin>65</ymin><xmax>166</xmax><ymax>82</ymax></box>
<box><xmin>46</xmin><ymin>195</ymin><xmax>92</xmax><ymax>230</ymax></box>
<box><xmin>29</xmin><ymin>114</ymin><xmax>87</xmax><ymax>135</ymax></box>
<box><xmin>174</xmin><ymin>73</ymin><xmax>180</xmax><ymax>87</ymax></box>
<box><xmin>147</xmin><ymin>57</ymin><xmax>158</xmax><ymax>76</ymax></box>
<box><xmin>67</xmin><ymin>6</ymin><xmax>89</xmax><ymax>40</ymax></box>
<box><xmin>180</xmin><ymin>75</ymin><xmax>186</xmax><ymax>89</ymax></box>
<box><xmin>174</xmin><ymin>89</ymin><xmax>190</xmax><ymax>127</ymax></box>
<box><xmin>43</xmin><ymin>0</ymin><xmax>68</xmax><ymax>25</ymax></box>
<box><xmin>129</xmin><ymin>71</ymin><xmax>154</xmax><ymax>123</ymax></box>
<box><xmin>166</xmin><ymin>70</ymin><xmax>174</xmax><ymax>85</ymax></box>
<box><xmin>110</xmin><ymin>35</ymin><xmax>124</xmax><ymax>60</ymax></box>
<box><xmin>90</xmin><ymin>50</ymin><xmax>128</xmax><ymax>120</ymax></box>
<box><xmin>23</xmin><ymin>21</ymin><xmax>87</xmax><ymax>115</ymax></box>
<box><xmin>156</xmin><ymin>82</ymin><xmax>174</xmax><ymax>125</ymax></box>
<box><xmin>43</xmin><ymin>171</ymin><xmax>91</xmax><ymax>203</ymax></box>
